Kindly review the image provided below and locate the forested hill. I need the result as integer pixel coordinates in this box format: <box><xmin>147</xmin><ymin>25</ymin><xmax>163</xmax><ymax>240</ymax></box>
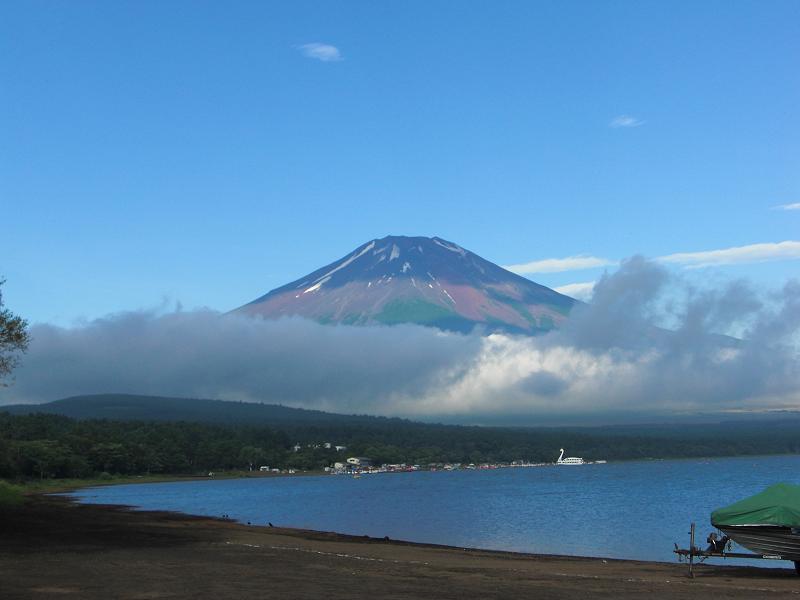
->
<box><xmin>1</xmin><ymin>394</ymin><xmax>398</xmax><ymax>426</ymax></box>
<box><xmin>6</xmin><ymin>394</ymin><xmax>800</xmax><ymax>441</ymax></box>
<box><xmin>2</xmin><ymin>409</ymin><xmax>800</xmax><ymax>482</ymax></box>
<box><xmin>2</xmin><ymin>395</ymin><xmax>800</xmax><ymax>481</ymax></box>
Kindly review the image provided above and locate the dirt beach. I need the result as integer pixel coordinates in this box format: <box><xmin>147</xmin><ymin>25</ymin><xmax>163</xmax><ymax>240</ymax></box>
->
<box><xmin>1</xmin><ymin>494</ymin><xmax>799</xmax><ymax>599</ymax></box>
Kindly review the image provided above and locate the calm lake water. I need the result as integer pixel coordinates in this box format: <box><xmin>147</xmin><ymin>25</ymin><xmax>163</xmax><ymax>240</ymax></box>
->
<box><xmin>67</xmin><ymin>455</ymin><xmax>800</xmax><ymax>564</ymax></box>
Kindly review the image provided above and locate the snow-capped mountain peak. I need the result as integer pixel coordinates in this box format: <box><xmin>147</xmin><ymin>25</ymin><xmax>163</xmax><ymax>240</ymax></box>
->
<box><xmin>236</xmin><ymin>235</ymin><xmax>576</xmax><ymax>334</ymax></box>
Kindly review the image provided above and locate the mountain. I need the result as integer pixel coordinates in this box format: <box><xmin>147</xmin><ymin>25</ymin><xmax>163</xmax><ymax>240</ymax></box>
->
<box><xmin>0</xmin><ymin>394</ymin><xmax>388</xmax><ymax>426</ymax></box>
<box><xmin>235</xmin><ymin>235</ymin><xmax>576</xmax><ymax>334</ymax></box>
<box><xmin>5</xmin><ymin>394</ymin><xmax>800</xmax><ymax>439</ymax></box>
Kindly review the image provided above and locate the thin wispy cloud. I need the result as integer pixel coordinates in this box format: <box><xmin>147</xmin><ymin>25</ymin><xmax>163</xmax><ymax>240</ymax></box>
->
<box><xmin>774</xmin><ymin>203</ymin><xmax>800</xmax><ymax>211</ymax></box>
<box><xmin>504</xmin><ymin>256</ymin><xmax>614</xmax><ymax>275</ymax></box>
<box><xmin>658</xmin><ymin>240</ymin><xmax>800</xmax><ymax>268</ymax></box>
<box><xmin>554</xmin><ymin>281</ymin><xmax>596</xmax><ymax>302</ymax></box>
<box><xmin>609</xmin><ymin>115</ymin><xmax>644</xmax><ymax>128</ymax></box>
<box><xmin>510</xmin><ymin>239</ymin><xmax>800</xmax><ymax>278</ymax></box>
<box><xmin>298</xmin><ymin>43</ymin><xmax>342</xmax><ymax>62</ymax></box>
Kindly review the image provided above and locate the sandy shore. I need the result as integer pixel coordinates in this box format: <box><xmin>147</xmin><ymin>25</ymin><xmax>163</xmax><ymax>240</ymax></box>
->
<box><xmin>1</xmin><ymin>494</ymin><xmax>799</xmax><ymax>599</ymax></box>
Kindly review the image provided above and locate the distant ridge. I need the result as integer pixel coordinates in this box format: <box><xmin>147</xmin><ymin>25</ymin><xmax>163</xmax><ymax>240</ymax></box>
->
<box><xmin>235</xmin><ymin>235</ymin><xmax>577</xmax><ymax>334</ymax></box>
<box><xmin>0</xmin><ymin>394</ymin><xmax>396</xmax><ymax>426</ymax></box>
<box><xmin>4</xmin><ymin>394</ymin><xmax>800</xmax><ymax>433</ymax></box>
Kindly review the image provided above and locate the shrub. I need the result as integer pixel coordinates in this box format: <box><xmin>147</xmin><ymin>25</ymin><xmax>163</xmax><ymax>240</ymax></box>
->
<box><xmin>0</xmin><ymin>480</ymin><xmax>24</xmax><ymax>508</ymax></box>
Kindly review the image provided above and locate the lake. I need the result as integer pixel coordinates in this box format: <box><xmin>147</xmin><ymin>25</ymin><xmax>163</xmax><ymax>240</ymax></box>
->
<box><xmin>67</xmin><ymin>455</ymin><xmax>800</xmax><ymax>564</ymax></box>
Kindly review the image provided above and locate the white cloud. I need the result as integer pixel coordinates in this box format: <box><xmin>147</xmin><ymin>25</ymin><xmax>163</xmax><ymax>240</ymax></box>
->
<box><xmin>4</xmin><ymin>261</ymin><xmax>798</xmax><ymax>422</ymax></box>
<box><xmin>658</xmin><ymin>240</ymin><xmax>800</xmax><ymax>268</ymax></box>
<box><xmin>298</xmin><ymin>43</ymin><xmax>342</xmax><ymax>62</ymax></box>
<box><xmin>503</xmin><ymin>256</ymin><xmax>614</xmax><ymax>275</ymax></box>
<box><xmin>507</xmin><ymin>239</ymin><xmax>800</xmax><ymax>280</ymax></box>
<box><xmin>609</xmin><ymin>115</ymin><xmax>644</xmax><ymax>128</ymax></box>
<box><xmin>774</xmin><ymin>203</ymin><xmax>800</xmax><ymax>211</ymax></box>
<box><xmin>554</xmin><ymin>281</ymin><xmax>596</xmax><ymax>301</ymax></box>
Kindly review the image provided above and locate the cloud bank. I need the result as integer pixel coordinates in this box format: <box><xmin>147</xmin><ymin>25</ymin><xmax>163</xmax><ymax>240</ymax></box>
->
<box><xmin>2</xmin><ymin>258</ymin><xmax>798</xmax><ymax>422</ymax></box>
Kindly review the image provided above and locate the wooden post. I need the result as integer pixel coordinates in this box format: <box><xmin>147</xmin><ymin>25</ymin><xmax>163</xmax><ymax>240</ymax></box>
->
<box><xmin>689</xmin><ymin>522</ymin><xmax>695</xmax><ymax>578</ymax></box>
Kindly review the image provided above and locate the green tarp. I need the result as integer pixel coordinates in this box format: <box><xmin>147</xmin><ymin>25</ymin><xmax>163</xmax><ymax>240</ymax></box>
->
<box><xmin>712</xmin><ymin>483</ymin><xmax>800</xmax><ymax>528</ymax></box>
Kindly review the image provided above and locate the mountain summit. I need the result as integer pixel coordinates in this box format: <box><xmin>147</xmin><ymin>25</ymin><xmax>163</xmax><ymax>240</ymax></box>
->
<box><xmin>236</xmin><ymin>236</ymin><xmax>576</xmax><ymax>334</ymax></box>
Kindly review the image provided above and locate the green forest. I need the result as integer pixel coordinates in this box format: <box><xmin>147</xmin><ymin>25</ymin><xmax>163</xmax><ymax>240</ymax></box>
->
<box><xmin>2</xmin><ymin>410</ymin><xmax>800</xmax><ymax>481</ymax></box>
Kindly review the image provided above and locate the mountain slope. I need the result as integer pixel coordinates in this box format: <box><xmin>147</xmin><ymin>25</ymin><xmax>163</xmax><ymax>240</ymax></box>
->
<box><xmin>0</xmin><ymin>394</ymin><xmax>388</xmax><ymax>426</ymax></box>
<box><xmin>236</xmin><ymin>235</ymin><xmax>576</xmax><ymax>334</ymax></box>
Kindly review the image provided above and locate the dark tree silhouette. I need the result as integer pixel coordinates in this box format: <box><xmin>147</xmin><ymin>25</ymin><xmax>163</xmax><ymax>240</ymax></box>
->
<box><xmin>0</xmin><ymin>279</ymin><xmax>29</xmax><ymax>385</ymax></box>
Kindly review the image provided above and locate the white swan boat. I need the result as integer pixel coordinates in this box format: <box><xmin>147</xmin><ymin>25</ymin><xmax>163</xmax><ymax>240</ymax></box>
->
<box><xmin>556</xmin><ymin>448</ymin><xmax>585</xmax><ymax>465</ymax></box>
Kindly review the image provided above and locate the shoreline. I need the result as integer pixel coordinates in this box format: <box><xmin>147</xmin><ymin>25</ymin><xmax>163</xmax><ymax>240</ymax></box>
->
<box><xmin>38</xmin><ymin>451</ymin><xmax>796</xmax><ymax>495</ymax></box>
<box><xmin>12</xmin><ymin>468</ymin><xmax>330</xmax><ymax>495</ymax></box>
<box><xmin>13</xmin><ymin>451</ymin><xmax>800</xmax><ymax>497</ymax></box>
<box><xmin>1</xmin><ymin>493</ymin><xmax>799</xmax><ymax>599</ymax></box>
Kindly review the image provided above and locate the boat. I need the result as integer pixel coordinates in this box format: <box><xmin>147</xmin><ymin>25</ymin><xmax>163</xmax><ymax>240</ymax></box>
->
<box><xmin>711</xmin><ymin>483</ymin><xmax>800</xmax><ymax>572</ymax></box>
<box><xmin>556</xmin><ymin>448</ymin><xmax>585</xmax><ymax>465</ymax></box>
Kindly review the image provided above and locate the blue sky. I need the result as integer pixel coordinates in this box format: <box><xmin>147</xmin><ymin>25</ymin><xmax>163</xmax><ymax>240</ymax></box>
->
<box><xmin>2</xmin><ymin>1</ymin><xmax>799</xmax><ymax>325</ymax></box>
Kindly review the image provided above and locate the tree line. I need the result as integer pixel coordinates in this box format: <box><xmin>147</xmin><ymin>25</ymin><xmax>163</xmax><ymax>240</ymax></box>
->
<box><xmin>2</xmin><ymin>411</ymin><xmax>800</xmax><ymax>481</ymax></box>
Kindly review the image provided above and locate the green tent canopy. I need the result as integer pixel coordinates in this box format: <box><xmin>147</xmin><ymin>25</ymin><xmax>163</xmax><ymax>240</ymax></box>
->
<box><xmin>712</xmin><ymin>483</ymin><xmax>800</xmax><ymax>528</ymax></box>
